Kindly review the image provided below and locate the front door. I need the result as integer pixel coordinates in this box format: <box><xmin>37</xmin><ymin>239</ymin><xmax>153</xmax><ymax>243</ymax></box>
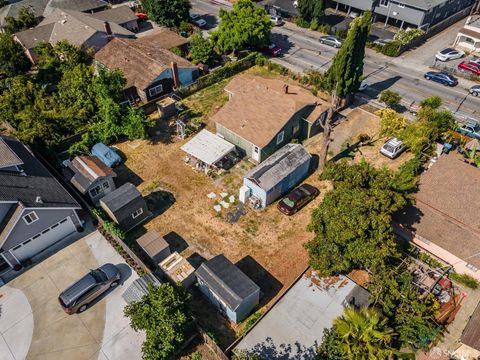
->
<box><xmin>252</xmin><ymin>145</ymin><xmax>261</xmax><ymax>162</ymax></box>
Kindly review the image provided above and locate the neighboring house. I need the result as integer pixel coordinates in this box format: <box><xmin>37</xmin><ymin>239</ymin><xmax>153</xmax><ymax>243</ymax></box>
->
<box><xmin>213</xmin><ymin>75</ymin><xmax>329</xmax><ymax>162</ymax></box>
<box><xmin>140</xmin><ymin>27</ymin><xmax>191</xmax><ymax>52</ymax></box>
<box><xmin>331</xmin><ymin>0</ymin><xmax>474</xmax><ymax>30</ymax></box>
<box><xmin>395</xmin><ymin>153</ymin><xmax>480</xmax><ymax>281</ymax></box>
<box><xmin>455</xmin><ymin>15</ymin><xmax>480</xmax><ymax>54</ymax></box>
<box><xmin>0</xmin><ymin>0</ymin><xmax>108</xmax><ymax>33</ymax></box>
<box><xmin>239</xmin><ymin>143</ymin><xmax>311</xmax><ymax>208</ymax></box>
<box><xmin>196</xmin><ymin>254</ymin><xmax>260</xmax><ymax>323</ymax></box>
<box><xmin>64</xmin><ymin>155</ymin><xmax>117</xmax><ymax>205</ymax></box>
<box><xmin>91</xmin><ymin>5</ymin><xmax>138</xmax><ymax>33</ymax></box>
<box><xmin>95</xmin><ymin>33</ymin><xmax>198</xmax><ymax>104</ymax></box>
<box><xmin>159</xmin><ymin>251</ymin><xmax>195</xmax><ymax>287</ymax></box>
<box><xmin>453</xmin><ymin>301</ymin><xmax>480</xmax><ymax>359</ymax></box>
<box><xmin>100</xmin><ymin>182</ymin><xmax>149</xmax><ymax>231</ymax></box>
<box><xmin>136</xmin><ymin>230</ymin><xmax>171</xmax><ymax>265</ymax></box>
<box><xmin>0</xmin><ymin>136</ymin><xmax>82</xmax><ymax>272</ymax></box>
<box><xmin>14</xmin><ymin>8</ymin><xmax>134</xmax><ymax>64</ymax></box>
<box><xmin>234</xmin><ymin>270</ymin><xmax>369</xmax><ymax>359</ymax></box>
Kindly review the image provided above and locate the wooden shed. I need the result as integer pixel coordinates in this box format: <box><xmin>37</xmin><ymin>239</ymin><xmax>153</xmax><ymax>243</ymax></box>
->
<box><xmin>136</xmin><ymin>230</ymin><xmax>171</xmax><ymax>265</ymax></box>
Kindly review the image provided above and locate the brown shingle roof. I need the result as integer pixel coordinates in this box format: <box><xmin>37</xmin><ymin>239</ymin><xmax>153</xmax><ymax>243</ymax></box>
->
<box><xmin>0</xmin><ymin>138</ymin><xmax>23</xmax><ymax>168</ymax></box>
<box><xmin>71</xmin><ymin>156</ymin><xmax>116</xmax><ymax>181</ymax></box>
<box><xmin>95</xmin><ymin>37</ymin><xmax>196</xmax><ymax>91</ymax></box>
<box><xmin>461</xmin><ymin>301</ymin><xmax>480</xmax><ymax>351</ymax></box>
<box><xmin>212</xmin><ymin>75</ymin><xmax>329</xmax><ymax>148</ymax></box>
<box><xmin>395</xmin><ymin>153</ymin><xmax>480</xmax><ymax>267</ymax></box>
<box><xmin>137</xmin><ymin>27</ymin><xmax>189</xmax><ymax>50</ymax></box>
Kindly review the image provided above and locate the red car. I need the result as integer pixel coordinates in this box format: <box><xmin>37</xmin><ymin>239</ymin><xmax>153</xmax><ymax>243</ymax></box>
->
<box><xmin>277</xmin><ymin>184</ymin><xmax>319</xmax><ymax>215</ymax></box>
<box><xmin>458</xmin><ymin>62</ymin><xmax>480</xmax><ymax>76</ymax></box>
<box><xmin>262</xmin><ymin>43</ymin><xmax>282</xmax><ymax>57</ymax></box>
<box><xmin>135</xmin><ymin>12</ymin><xmax>148</xmax><ymax>21</ymax></box>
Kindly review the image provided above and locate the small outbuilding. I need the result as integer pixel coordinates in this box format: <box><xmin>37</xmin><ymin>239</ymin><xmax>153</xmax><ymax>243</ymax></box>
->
<box><xmin>181</xmin><ymin>129</ymin><xmax>236</xmax><ymax>172</ymax></box>
<box><xmin>239</xmin><ymin>143</ymin><xmax>311</xmax><ymax>208</ymax></box>
<box><xmin>159</xmin><ymin>252</ymin><xmax>196</xmax><ymax>288</ymax></box>
<box><xmin>196</xmin><ymin>254</ymin><xmax>260</xmax><ymax>323</ymax></box>
<box><xmin>100</xmin><ymin>182</ymin><xmax>149</xmax><ymax>231</ymax></box>
<box><xmin>136</xmin><ymin>230</ymin><xmax>171</xmax><ymax>265</ymax></box>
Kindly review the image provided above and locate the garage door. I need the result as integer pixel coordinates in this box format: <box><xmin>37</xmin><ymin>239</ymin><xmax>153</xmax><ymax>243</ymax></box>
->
<box><xmin>12</xmin><ymin>217</ymin><xmax>76</xmax><ymax>261</ymax></box>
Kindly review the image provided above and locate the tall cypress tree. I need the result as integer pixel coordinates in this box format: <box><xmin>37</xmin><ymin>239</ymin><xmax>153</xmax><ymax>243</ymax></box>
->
<box><xmin>323</xmin><ymin>10</ymin><xmax>371</xmax><ymax>101</ymax></box>
<box><xmin>298</xmin><ymin>0</ymin><xmax>325</xmax><ymax>22</ymax></box>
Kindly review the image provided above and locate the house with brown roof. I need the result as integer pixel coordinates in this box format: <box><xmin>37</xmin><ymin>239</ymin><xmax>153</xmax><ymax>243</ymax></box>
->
<box><xmin>65</xmin><ymin>155</ymin><xmax>117</xmax><ymax>205</ymax></box>
<box><xmin>395</xmin><ymin>152</ymin><xmax>480</xmax><ymax>281</ymax></box>
<box><xmin>453</xmin><ymin>300</ymin><xmax>480</xmax><ymax>359</ymax></box>
<box><xmin>94</xmin><ymin>33</ymin><xmax>199</xmax><ymax>104</ymax></box>
<box><xmin>213</xmin><ymin>75</ymin><xmax>330</xmax><ymax>162</ymax></box>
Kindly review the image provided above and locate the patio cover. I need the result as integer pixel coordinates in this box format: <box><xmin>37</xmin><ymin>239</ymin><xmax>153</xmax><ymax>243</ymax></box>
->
<box><xmin>181</xmin><ymin>129</ymin><xmax>235</xmax><ymax>166</ymax></box>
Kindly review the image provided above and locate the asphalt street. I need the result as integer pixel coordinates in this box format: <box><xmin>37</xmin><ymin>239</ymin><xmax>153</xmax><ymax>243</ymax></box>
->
<box><xmin>190</xmin><ymin>0</ymin><xmax>480</xmax><ymax>121</ymax></box>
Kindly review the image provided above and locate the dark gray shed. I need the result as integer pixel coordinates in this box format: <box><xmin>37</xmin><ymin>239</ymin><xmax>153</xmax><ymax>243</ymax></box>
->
<box><xmin>100</xmin><ymin>182</ymin><xmax>149</xmax><ymax>231</ymax></box>
<box><xmin>136</xmin><ymin>230</ymin><xmax>171</xmax><ymax>265</ymax></box>
<box><xmin>196</xmin><ymin>254</ymin><xmax>260</xmax><ymax>323</ymax></box>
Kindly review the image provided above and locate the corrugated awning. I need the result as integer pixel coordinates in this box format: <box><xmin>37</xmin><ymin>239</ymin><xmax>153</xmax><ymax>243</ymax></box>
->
<box><xmin>181</xmin><ymin>129</ymin><xmax>235</xmax><ymax>166</ymax></box>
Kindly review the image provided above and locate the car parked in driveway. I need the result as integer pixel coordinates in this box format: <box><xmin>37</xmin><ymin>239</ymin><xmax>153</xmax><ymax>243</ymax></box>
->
<box><xmin>424</xmin><ymin>71</ymin><xmax>458</xmax><ymax>87</ymax></box>
<box><xmin>59</xmin><ymin>263</ymin><xmax>120</xmax><ymax>314</ymax></box>
<box><xmin>277</xmin><ymin>184</ymin><xmax>319</xmax><ymax>215</ymax></box>
<box><xmin>435</xmin><ymin>48</ymin><xmax>465</xmax><ymax>62</ymax></box>
<box><xmin>458</xmin><ymin>62</ymin><xmax>480</xmax><ymax>76</ymax></box>
<box><xmin>470</xmin><ymin>85</ymin><xmax>480</xmax><ymax>96</ymax></box>
<box><xmin>380</xmin><ymin>138</ymin><xmax>405</xmax><ymax>159</ymax></box>
<box><xmin>270</xmin><ymin>15</ymin><xmax>284</xmax><ymax>26</ymax></box>
<box><xmin>319</xmin><ymin>36</ymin><xmax>342</xmax><ymax>48</ymax></box>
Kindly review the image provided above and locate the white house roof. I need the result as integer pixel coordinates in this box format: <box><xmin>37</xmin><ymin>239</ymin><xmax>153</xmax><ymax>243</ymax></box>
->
<box><xmin>181</xmin><ymin>129</ymin><xmax>235</xmax><ymax>166</ymax></box>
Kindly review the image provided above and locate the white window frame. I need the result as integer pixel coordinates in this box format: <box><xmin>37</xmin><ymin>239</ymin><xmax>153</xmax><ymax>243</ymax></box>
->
<box><xmin>89</xmin><ymin>185</ymin><xmax>102</xmax><ymax>197</ymax></box>
<box><xmin>23</xmin><ymin>211</ymin><xmax>39</xmax><ymax>225</ymax></box>
<box><xmin>148</xmin><ymin>84</ymin><xmax>164</xmax><ymax>97</ymax></box>
<box><xmin>276</xmin><ymin>131</ymin><xmax>285</xmax><ymax>145</ymax></box>
<box><xmin>379</xmin><ymin>0</ymin><xmax>389</xmax><ymax>7</ymax></box>
<box><xmin>132</xmin><ymin>208</ymin><xmax>144</xmax><ymax>219</ymax></box>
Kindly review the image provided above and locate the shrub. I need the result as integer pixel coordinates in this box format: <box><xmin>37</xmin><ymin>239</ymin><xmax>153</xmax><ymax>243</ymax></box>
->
<box><xmin>380</xmin><ymin>40</ymin><xmax>401</xmax><ymax>57</ymax></box>
<box><xmin>335</xmin><ymin>28</ymin><xmax>348</xmax><ymax>39</ymax></box>
<box><xmin>309</xmin><ymin>20</ymin><xmax>319</xmax><ymax>31</ymax></box>
<box><xmin>102</xmin><ymin>220</ymin><xmax>126</xmax><ymax>240</ymax></box>
<box><xmin>449</xmin><ymin>272</ymin><xmax>479</xmax><ymax>289</ymax></box>
<box><xmin>379</xmin><ymin>89</ymin><xmax>402</xmax><ymax>108</ymax></box>
<box><xmin>394</xmin><ymin>28</ymin><xmax>425</xmax><ymax>45</ymax></box>
<box><xmin>170</xmin><ymin>46</ymin><xmax>183</xmax><ymax>57</ymax></box>
<box><xmin>295</xmin><ymin>17</ymin><xmax>310</xmax><ymax>28</ymax></box>
<box><xmin>317</xmin><ymin>23</ymin><xmax>330</xmax><ymax>34</ymax></box>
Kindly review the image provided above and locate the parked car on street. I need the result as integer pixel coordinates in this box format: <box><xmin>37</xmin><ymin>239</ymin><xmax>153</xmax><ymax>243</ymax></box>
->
<box><xmin>470</xmin><ymin>57</ymin><xmax>480</xmax><ymax>67</ymax></box>
<box><xmin>260</xmin><ymin>43</ymin><xmax>282</xmax><ymax>57</ymax></box>
<box><xmin>59</xmin><ymin>263</ymin><xmax>120</xmax><ymax>314</ymax></box>
<box><xmin>458</xmin><ymin>62</ymin><xmax>480</xmax><ymax>76</ymax></box>
<box><xmin>456</xmin><ymin>121</ymin><xmax>480</xmax><ymax>140</ymax></box>
<box><xmin>380</xmin><ymin>138</ymin><xmax>405</xmax><ymax>159</ymax></box>
<box><xmin>423</xmin><ymin>71</ymin><xmax>458</xmax><ymax>87</ymax></box>
<box><xmin>435</xmin><ymin>48</ymin><xmax>465</xmax><ymax>62</ymax></box>
<box><xmin>277</xmin><ymin>184</ymin><xmax>319</xmax><ymax>215</ymax></box>
<box><xmin>358</xmin><ymin>80</ymin><xmax>368</xmax><ymax>91</ymax></box>
<box><xmin>91</xmin><ymin>143</ymin><xmax>122</xmax><ymax>168</ymax></box>
<box><xmin>270</xmin><ymin>15</ymin><xmax>284</xmax><ymax>26</ymax></box>
<box><xmin>319</xmin><ymin>36</ymin><xmax>342</xmax><ymax>48</ymax></box>
<box><xmin>135</xmin><ymin>12</ymin><xmax>148</xmax><ymax>21</ymax></box>
<box><xmin>470</xmin><ymin>85</ymin><xmax>480</xmax><ymax>96</ymax></box>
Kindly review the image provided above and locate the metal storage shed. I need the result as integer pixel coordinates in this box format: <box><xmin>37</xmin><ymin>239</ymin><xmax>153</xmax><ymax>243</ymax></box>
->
<box><xmin>181</xmin><ymin>129</ymin><xmax>235</xmax><ymax>167</ymax></box>
<box><xmin>240</xmin><ymin>143</ymin><xmax>311</xmax><ymax>208</ymax></box>
<box><xmin>136</xmin><ymin>230</ymin><xmax>171</xmax><ymax>265</ymax></box>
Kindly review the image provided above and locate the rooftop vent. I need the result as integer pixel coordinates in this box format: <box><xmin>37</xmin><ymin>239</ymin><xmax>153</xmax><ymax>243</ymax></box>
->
<box><xmin>35</xmin><ymin>196</ymin><xmax>43</xmax><ymax>204</ymax></box>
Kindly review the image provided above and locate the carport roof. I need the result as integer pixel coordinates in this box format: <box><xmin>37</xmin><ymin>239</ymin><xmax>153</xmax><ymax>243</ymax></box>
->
<box><xmin>180</xmin><ymin>129</ymin><xmax>235</xmax><ymax>166</ymax></box>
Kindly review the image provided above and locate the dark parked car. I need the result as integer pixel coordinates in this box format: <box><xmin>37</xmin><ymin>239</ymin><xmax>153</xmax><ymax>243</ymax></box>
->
<box><xmin>59</xmin><ymin>263</ymin><xmax>120</xmax><ymax>314</ymax></box>
<box><xmin>423</xmin><ymin>71</ymin><xmax>458</xmax><ymax>87</ymax></box>
<box><xmin>277</xmin><ymin>184</ymin><xmax>319</xmax><ymax>215</ymax></box>
<box><xmin>319</xmin><ymin>35</ymin><xmax>342</xmax><ymax>48</ymax></box>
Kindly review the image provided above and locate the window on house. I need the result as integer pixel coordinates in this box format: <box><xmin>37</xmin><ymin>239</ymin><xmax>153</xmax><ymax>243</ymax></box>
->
<box><xmin>132</xmin><ymin>208</ymin><xmax>144</xmax><ymax>219</ymax></box>
<box><xmin>276</xmin><ymin>131</ymin><xmax>284</xmax><ymax>145</ymax></box>
<box><xmin>23</xmin><ymin>211</ymin><xmax>39</xmax><ymax>225</ymax></box>
<box><xmin>89</xmin><ymin>185</ymin><xmax>102</xmax><ymax>197</ymax></box>
<box><xmin>148</xmin><ymin>85</ymin><xmax>164</xmax><ymax>97</ymax></box>
<box><xmin>379</xmin><ymin>0</ymin><xmax>389</xmax><ymax>7</ymax></box>
<box><xmin>397</xmin><ymin>2</ymin><xmax>405</xmax><ymax>8</ymax></box>
<box><xmin>102</xmin><ymin>181</ymin><xmax>110</xmax><ymax>189</ymax></box>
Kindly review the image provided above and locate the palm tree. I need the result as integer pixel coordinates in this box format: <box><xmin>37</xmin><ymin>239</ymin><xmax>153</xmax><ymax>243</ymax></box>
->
<box><xmin>333</xmin><ymin>307</ymin><xmax>395</xmax><ymax>360</ymax></box>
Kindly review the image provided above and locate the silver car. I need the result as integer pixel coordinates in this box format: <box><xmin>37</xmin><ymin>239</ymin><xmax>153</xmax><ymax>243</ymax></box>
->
<box><xmin>319</xmin><ymin>36</ymin><xmax>343</xmax><ymax>48</ymax></box>
<box><xmin>435</xmin><ymin>48</ymin><xmax>465</xmax><ymax>62</ymax></box>
<box><xmin>380</xmin><ymin>138</ymin><xmax>405</xmax><ymax>159</ymax></box>
<box><xmin>470</xmin><ymin>85</ymin><xmax>480</xmax><ymax>97</ymax></box>
<box><xmin>59</xmin><ymin>263</ymin><xmax>120</xmax><ymax>314</ymax></box>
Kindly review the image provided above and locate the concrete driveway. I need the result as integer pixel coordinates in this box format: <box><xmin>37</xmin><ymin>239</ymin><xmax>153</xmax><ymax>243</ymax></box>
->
<box><xmin>0</xmin><ymin>231</ymin><xmax>144</xmax><ymax>360</ymax></box>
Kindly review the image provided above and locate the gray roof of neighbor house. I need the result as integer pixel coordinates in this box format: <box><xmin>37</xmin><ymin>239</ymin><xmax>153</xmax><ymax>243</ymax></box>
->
<box><xmin>0</xmin><ymin>136</ymin><xmax>80</xmax><ymax>208</ymax></box>
<box><xmin>95</xmin><ymin>36</ymin><xmax>196</xmax><ymax>91</ymax></box>
<box><xmin>91</xmin><ymin>5</ymin><xmax>137</xmax><ymax>25</ymax></box>
<box><xmin>100</xmin><ymin>182</ymin><xmax>142</xmax><ymax>213</ymax></box>
<box><xmin>245</xmin><ymin>143</ymin><xmax>311</xmax><ymax>191</ymax></box>
<box><xmin>395</xmin><ymin>152</ymin><xmax>480</xmax><ymax>268</ymax></box>
<box><xmin>15</xmin><ymin>8</ymin><xmax>134</xmax><ymax>51</ymax></box>
<box><xmin>196</xmin><ymin>254</ymin><xmax>260</xmax><ymax>311</ymax></box>
<box><xmin>461</xmin><ymin>301</ymin><xmax>480</xmax><ymax>351</ymax></box>
<box><xmin>235</xmin><ymin>270</ymin><xmax>370</xmax><ymax>359</ymax></box>
<box><xmin>68</xmin><ymin>155</ymin><xmax>116</xmax><ymax>194</ymax></box>
<box><xmin>0</xmin><ymin>0</ymin><xmax>49</xmax><ymax>27</ymax></box>
<box><xmin>394</xmin><ymin>0</ymin><xmax>446</xmax><ymax>11</ymax></box>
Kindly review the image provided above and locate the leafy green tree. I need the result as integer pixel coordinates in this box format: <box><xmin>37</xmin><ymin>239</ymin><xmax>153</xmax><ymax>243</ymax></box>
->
<box><xmin>305</xmin><ymin>160</ymin><xmax>406</xmax><ymax>275</ymax></box>
<box><xmin>189</xmin><ymin>32</ymin><xmax>215</xmax><ymax>64</ymax></box>
<box><xmin>379</xmin><ymin>90</ymin><xmax>401</xmax><ymax>108</ymax></box>
<box><xmin>317</xmin><ymin>328</ymin><xmax>345</xmax><ymax>360</ymax></box>
<box><xmin>122</xmin><ymin>106</ymin><xmax>154</xmax><ymax>139</ymax></box>
<box><xmin>298</xmin><ymin>0</ymin><xmax>325</xmax><ymax>23</ymax></box>
<box><xmin>377</xmin><ymin>108</ymin><xmax>408</xmax><ymax>138</ymax></box>
<box><xmin>333</xmin><ymin>308</ymin><xmax>395</xmax><ymax>359</ymax></box>
<box><xmin>124</xmin><ymin>283</ymin><xmax>193</xmax><ymax>360</ymax></box>
<box><xmin>420</xmin><ymin>96</ymin><xmax>442</xmax><ymax>109</ymax></box>
<box><xmin>322</xmin><ymin>11</ymin><xmax>371</xmax><ymax>101</ymax></box>
<box><xmin>0</xmin><ymin>33</ymin><xmax>30</xmax><ymax>76</ymax></box>
<box><xmin>212</xmin><ymin>0</ymin><xmax>272</xmax><ymax>53</ymax></box>
<box><xmin>5</xmin><ymin>6</ymin><xmax>36</xmax><ymax>33</ymax></box>
<box><xmin>141</xmin><ymin>0</ymin><xmax>190</xmax><ymax>28</ymax></box>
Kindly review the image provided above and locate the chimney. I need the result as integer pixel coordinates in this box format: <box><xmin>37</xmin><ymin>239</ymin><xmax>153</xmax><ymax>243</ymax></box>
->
<box><xmin>171</xmin><ymin>62</ymin><xmax>180</xmax><ymax>88</ymax></box>
<box><xmin>104</xmin><ymin>21</ymin><xmax>112</xmax><ymax>39</ymax></box>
